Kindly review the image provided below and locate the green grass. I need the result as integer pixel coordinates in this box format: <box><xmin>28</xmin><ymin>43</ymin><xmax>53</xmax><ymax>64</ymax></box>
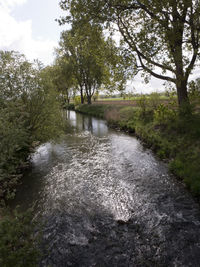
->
<box><xmin>75</xmin><ymin>103</ymin><xmax>111</xmax><ymax>118</ymax></box>
<box><xmin>96</xmin><ymin>95</ymin><xmax>175</xmax><ymax>101</ymax></box>
<box><xmin>97</xmin><ymin>97</ymin><xmax>125</xmax><ymax>101</ymax></box>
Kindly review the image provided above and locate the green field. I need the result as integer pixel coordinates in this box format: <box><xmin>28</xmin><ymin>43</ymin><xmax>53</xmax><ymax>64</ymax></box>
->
<box><xmin>97</xmin><ymin>95</ymin><xmax>174</xmax><ymax>101</ymax></box>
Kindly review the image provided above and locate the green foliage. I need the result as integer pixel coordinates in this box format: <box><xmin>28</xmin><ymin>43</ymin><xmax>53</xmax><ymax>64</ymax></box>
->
<box><xmin>28</xmin><ymin>67</ymin><xmax>64</xmax><ymax>143</ymax></box>
<box><xmin>65</xmin><ymin>103</ymin><xmax>75</xmax><ymax>110</ymax></box>
<box><xmin>59</xmin><ymin>0</ymin><xmax>200</xmax><ymax>109</ymax></box>
<box><xmin>0</xmin><ymin>209</ymin><xmax>40</xmax><ymax>267</ymax></box>
<box><xmin>74</xmin><ymin>96</ymin><xmax>81</xmax><ymax>106</ymax></box>
<box><xmin>0</xmin><ymin>51</ymin><xmax>64</xmax><ymax>203</ymax></box>
<box><xmin>49</xmin><ymin>58</ymin><xmax>77</xmax><ymax>105</ymax></box>
<box><xmin>138</xmin><ymin>95</ymin><xmax>148</xmax><ymax>117</ymax></box>
<box><xmin>148</xmin><ymin>92</ymin><xmax>161</xmax><ymax>110</ymax></box>
<box><xmin>0</xmin><ymin>101</ymin><xmax>30</xmax><ymax>202</ymax></box>
<box><xmin>154</xmin><ymin>104</ymin><xmax>177</xmax><ymax>125</ymax></box>
<box><xmin>188</xmin><ymin>79</ymin><xmax>200</xmax><ymax>100</ymax></box>
<box><xmin>119</xmin><ymin>106</ymin><xmax>138</xmax><ymax>121</ymax></box>
<box><xmin>56</xmin><ymin>21</ymin><xmax>128</xmax><ymax>104</ymax></box>
<box><xmin>76</xmin><ymin>104</ymin><xmax>109</xmax><ymax>118</ymax></box>
<box><xmin>170</xmin><ymin>151</ymin><xmax>200</xmax><ymax>195</ymax></box>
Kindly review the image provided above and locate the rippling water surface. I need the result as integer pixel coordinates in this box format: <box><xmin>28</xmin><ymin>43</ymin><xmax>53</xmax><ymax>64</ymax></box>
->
<box><xmin>13</xmin><ymin>111</ymin><xmax>200</xmax><ymax>266</ymax></box>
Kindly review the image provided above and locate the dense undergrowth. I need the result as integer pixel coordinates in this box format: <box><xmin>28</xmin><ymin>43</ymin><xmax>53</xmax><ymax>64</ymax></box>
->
<box><xmin>74</xmin><ymin>98</ymin><xmax>200</xmax><ymax>196</ymax></box>
<box><xmin>0</xmin><ymin>208</ymin><xmax>40</xmax><ymax>267</ymax></box>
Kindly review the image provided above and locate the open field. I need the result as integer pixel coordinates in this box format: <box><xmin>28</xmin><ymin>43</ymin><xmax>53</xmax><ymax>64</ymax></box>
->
<box><xmin>94</xmin><ymin>99</ymin><xmax>174</xmax><ymax>106</ymax></box>
<box><xmin>97</xmin><ymin>95</ymin><xmax>171</xmax><ymax>101</ymax></box>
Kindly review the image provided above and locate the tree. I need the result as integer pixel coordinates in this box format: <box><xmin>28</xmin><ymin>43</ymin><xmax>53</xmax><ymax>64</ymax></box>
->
<box><xmin>45</xmin><ymin>59</ymin><xmax>77</xmax><ymax>105</ymax></box>
<box><xmin>0</xmin><ymin>50</ymin><xmax>64</xmax><ymax>201</ymax></box>
<box><xmin>59</xmin><ymin>0</ymin><xmax>200</xmax><ymax>112</ymax></box>
<box><xmin>57</xmin><ymin>22</ymin><xmax>127</xmax><ymax>104</ymax></box>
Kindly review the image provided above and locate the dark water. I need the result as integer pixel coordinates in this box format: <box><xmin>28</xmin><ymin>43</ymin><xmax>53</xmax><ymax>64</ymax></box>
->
<box><xmin>13</xmin><ymin>111</ymin><xmax>200</xmax><ymax>266</ymax></box>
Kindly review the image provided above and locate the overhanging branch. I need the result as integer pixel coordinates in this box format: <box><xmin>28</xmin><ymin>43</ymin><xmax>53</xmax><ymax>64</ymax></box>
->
<box><xmin>117</xmin><ymin>16</ymin><xmax>176</xmax><ymax>77</ymax></box>
<box><xmin>137</xmin><ymin>53</ymin><xmax>176</xmax><ymax>83</ymax></box>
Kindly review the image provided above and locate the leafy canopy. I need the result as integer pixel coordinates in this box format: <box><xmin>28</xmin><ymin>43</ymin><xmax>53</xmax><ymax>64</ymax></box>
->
<box><xmin>57</xmin><ymin>22</ymin><xmax>129</xmax><ymax>103</ymax></box>
<box><xmin>59</xmin><ymin>0</ymin><xmax>200</xmax><ymax>108</ymax></box>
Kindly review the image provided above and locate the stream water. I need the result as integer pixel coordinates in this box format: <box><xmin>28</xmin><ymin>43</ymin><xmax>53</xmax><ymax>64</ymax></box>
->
<box><xmin>12</xmin><ymin>111</ymin><xmax>200</xmax><ymax>266</ymax></box>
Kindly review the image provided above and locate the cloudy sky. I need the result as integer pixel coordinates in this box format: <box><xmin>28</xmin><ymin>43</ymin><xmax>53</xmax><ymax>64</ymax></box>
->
<box><xmin>0</xmin><ymin>0</ymin><xmax>199</xmax><ymax>93</ymax></box>
<box><xmin>0</xmin><ymin>0</ymin><xmax>66</xmax><ymax>65</ymax></box>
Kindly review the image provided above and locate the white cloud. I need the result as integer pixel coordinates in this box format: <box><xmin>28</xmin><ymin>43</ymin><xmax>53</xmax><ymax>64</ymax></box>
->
<box><xmin>0</xmin><ymin>0</ymin><xmax>27</xmax><ymax>11</ymax></box>
<box><xmin>0</xmin><ymin>0</ymin><xmax>56</xmax><ymax>65</ymax></box>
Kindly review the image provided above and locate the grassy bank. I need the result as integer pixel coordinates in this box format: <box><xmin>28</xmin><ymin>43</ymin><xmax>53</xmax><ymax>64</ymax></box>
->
<box><xmin>75</xmin><ymin>103</ymin><xmax>200</xmax><ymax>196</ymax></box>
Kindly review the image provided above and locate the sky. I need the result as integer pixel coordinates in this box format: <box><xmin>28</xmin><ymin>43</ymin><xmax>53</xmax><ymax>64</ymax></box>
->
<box><xmin>0</xmin><ymin>0</ymin><xmax>66</xmax><ymax>65</ymax></box>
<box><xmin>0</xmin><ymin>0</ymin><xmax>199</xmax><ymax>94</ymax></box>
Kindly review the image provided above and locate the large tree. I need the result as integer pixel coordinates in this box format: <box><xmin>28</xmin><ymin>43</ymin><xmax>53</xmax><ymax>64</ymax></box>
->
<box><xmin>47</xmin><ymin>58</ymin><xmax>77</xmax><ymax>105</ymax></box>
<box><xmin>59</xmin><ymin>0</ymin><xmax>200</xmax><ymax>112</ymax></box>
<box><xmin>57</xmin><ymin>23</ymin><xmax>107</xmax><ymax>104</ymax></box>
<box><xmin>57</xmin><ymin>22</ymin><xmax>128</xmax><ymax>104</ymax></box>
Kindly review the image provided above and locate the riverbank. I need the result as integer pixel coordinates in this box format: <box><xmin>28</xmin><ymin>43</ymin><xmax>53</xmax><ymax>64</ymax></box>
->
<box><xmin>3</xmin><ymin>108</ymin><xmax>200</xmax><ymax>266</ymax></box>
<box><xmin>74</xmin><ymin>103</ymin><xmax>200</xmax><ymax>196</ymax></box>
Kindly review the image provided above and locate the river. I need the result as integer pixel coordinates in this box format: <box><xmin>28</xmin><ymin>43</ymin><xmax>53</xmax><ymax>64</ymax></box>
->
<box><xmin>12</xmin><ymin>110</ymin><xmax>200</xmax><ymax>266</ymax></box>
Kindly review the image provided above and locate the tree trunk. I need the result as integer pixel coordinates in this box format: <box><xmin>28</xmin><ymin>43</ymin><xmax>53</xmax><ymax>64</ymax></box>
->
<box><xmin>87</xmin><ymin>95</ymin><xmax>92</xmax><ymax>104</ymax></box>
<box><xmin>176</xmin><ymin>79</ymin><xmax>191</xmax><ymax>115</ymax></box>
<box><xmin>80</xmin><ymin>87</ymin><xmax>84</xmax><ymax>104</ymax></box>
<box><xmin>85</xmin><ymin>85</ymin><xmax>92</xmax><ymax>104</ymax></box>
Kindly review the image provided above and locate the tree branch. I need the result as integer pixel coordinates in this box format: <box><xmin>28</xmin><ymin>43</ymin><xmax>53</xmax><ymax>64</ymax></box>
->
<box><xmin>117</xmin><ymin>16</ymin><xmax>175</xmax><ymax>74</ymax></box>
<box><xmin>137</xmin><ymin>52</ymin><xmax>176</xmax><ymax>83</ymax></box>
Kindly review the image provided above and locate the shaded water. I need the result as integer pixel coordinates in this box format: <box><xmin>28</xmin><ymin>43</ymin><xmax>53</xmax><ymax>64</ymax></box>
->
<box><xmin>13</xmin><ymin>111</ymin><xmax>200</xmax><ymax>266</ymax></box>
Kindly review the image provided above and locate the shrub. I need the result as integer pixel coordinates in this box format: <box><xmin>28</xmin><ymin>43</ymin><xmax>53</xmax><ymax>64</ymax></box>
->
<box><xmin>0</xmin><ymin>209</ymin><xmax>40</xmax><ymax>267</ymax></box>
<box><xmin>119</xmin><ymin>106</ymin><xmax>138</xmax><ymax>121</ymax></box>
<box><xmin>66</xmin><ymin>103</ymin><xmax>75</xmax><ymax>110</ymax></box>
<box><xmin>148</xmin><ymin>92</ymin><xmax>161</xmax><ymax>110</ymax></box>
<box><xmin>138</xmin><ymin>95</ymin><xmax>148</xmax><ymax>117</ymax></box>
<box><xmin>154</xmin><ymin>104</ymin><xmax>177</xmax><ymax>125</ymax></box>
<box><xmin>74</xmin><ymin>96</ymin><xmax>81</xmax><ymax>106</ymax></box>
<box><xmin>0</xmin><ymin>51</ymin><xmax>64</xmax><ymax>203</ymax></box>
<box><xmin>188</xmin><ymin>79</ymin><xmax>200</xmax><ymax>105</ymax></box>
<box><xmin>76</xmin><ymin>104</ymin><xmax>109</xmax><ymax>118</ymax></box>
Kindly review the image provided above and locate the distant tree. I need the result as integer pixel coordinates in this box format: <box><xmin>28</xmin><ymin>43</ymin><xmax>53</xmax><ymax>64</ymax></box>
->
<box><xmin>46</xmin><ymin>59</ymin><xmax>77</xmax><ymax>105</ymax></box>
<box><xmin>59</xmin><ymin>0</ymin><xmax>200</xmax><ymax>113</ymax></box>
<box><xmin>57</xmin><ymin>22</ymin><xmax>128</xmax><ymax>104</ymax></box>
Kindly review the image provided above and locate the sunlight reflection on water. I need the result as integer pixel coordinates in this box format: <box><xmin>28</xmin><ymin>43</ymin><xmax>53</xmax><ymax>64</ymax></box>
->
<box><xmin>11</xmin><ymin>110</ymin><xmax>200</xmax><ymax>267</ymax></box>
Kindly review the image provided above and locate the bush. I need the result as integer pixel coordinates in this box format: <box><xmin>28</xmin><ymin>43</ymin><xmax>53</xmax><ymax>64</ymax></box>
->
<box><xmin>148</xmin><ymin>92</ymin><xmax>160</xmax><ymax>110</ymax></box>
<box><xmin>74</xmin><ymin>96</ymin><xmax>81</xmax><ymax>106</ymax></box>
<box><xmin>66</xmin><ymin>103</ymin><xmax>75</xmax><ymax>110</ymax></box>
<box><xmin>138</xmin><ymin>95</ymin><xmax>148</xmax><ymax>117</ymax></box>
<box><xmin>188</xmin><ymin>79</ymin><xmax>200</xmax><ymax>105</ymax></box>
<box><xmin>154</xmin><ymin>104</ymin><xmax>177</xmax><ymax>125</ymax></box>
<box><xmin>0</xmin><ymin>51</ymin><xmax>64</xmax><ymax>203</ymax></box>
<box><xmin>76</xmin><ymin>104</ymin><xmax>109</xmax><ymax>118</ymax></box>
<box><xmin>0</xmin><ymin>209</ymin><xmax>40</xmax><ymax>267</ymax></box>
